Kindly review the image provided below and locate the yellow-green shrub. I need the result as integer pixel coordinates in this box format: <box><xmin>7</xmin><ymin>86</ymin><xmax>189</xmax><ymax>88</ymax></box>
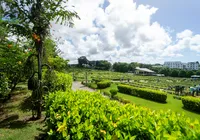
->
<box><xmin>45</xmin><ymin>90</ymin><xmax>200</xmax><ymax>140</ymax></box>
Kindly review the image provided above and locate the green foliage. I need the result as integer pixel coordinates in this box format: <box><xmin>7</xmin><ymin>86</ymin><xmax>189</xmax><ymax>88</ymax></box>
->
<box><xmin>170</xmin><ymin>69</ymin><xmax>179</xmax><ymax>77</ymax></box>
<box><xmin>97</xmin><ymin>80</ymin><xmax>111</xmax><ymax>89</ymax></box>
<box><xmin>45</xmin><ymin>90</ymin><xmax>200</xmax><ymax>139</ymax></box>
<box><xmin>43</xmin><ymin>70</ymin><xmax>72</xmax><ymax>92</ymax></box>
<box><xmin>118</xmin><ymin>84</ymin><xmax>167</xmax><ymax>103</ymax></box>
<box><xmin>48</xmin><ymin>56</ymin><xmax>68</xmax><ymax>72</ymax></box>
<box><xmin>0</xmin><ymin>73</ymin><xmax>10</xmax><ymax>98</ymax></box>
<box><xmin>113</xmin><ymin>62</ymin><xmax>129</xmax><ymax>72</ymax></box>
<box><xmin>103</xmin><ymin>90</ymin><xmax>111</xmax><ymax>97</ymax></box>
<box><xmin>182</xmin><ymin>96</ymin><xmax>200</xmax><ymax>112</ymax></box>
<box><xmin>110</xmin><ymin>89</ymin><xmax>118</xmax><ymax>98</ymax></box>
<box><xmin>86</xmin><ymin>83</ymin><xmax>97</xmax><ymax>89</ymax></box>
<box><xmin>0</xmin><ymin>41</ymin><xmax>28</xmax><ymax>90</ymax></box>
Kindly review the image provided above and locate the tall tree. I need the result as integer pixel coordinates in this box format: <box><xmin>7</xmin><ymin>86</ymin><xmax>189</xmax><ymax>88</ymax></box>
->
<box><xmin>2</xmin><ymin>0</ymin><xmax>79</xmax><ymax>119</ymax></box>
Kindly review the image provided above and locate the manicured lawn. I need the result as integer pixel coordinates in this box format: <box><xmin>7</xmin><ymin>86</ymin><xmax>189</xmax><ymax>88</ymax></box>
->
<box><xmin>102</xmin><ymin>84</ymin><xmax>200</xmax><ymax>121</ymax></box>
<box><xmin>0</xmin><ymin>83</ymin><xmax>45</xmax><ymax>140</ymax></box>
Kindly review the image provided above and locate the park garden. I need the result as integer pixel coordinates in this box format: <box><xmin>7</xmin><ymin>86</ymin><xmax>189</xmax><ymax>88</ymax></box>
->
<box><xmin>1</xmin><ymin>0</ymin><xmax>200</xmax><ymax>139</ymax></box>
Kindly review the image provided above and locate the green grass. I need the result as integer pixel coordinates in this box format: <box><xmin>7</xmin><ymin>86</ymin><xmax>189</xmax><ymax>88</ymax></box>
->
<box><xmin>0</xmin><ymin>84</ymin><xmax>45</xmax><ymax>140</ymax></box>
<box><xmin>102</xmin><ymin>84</ymin><xmax>200</xmax><ymax>121</ymax></box>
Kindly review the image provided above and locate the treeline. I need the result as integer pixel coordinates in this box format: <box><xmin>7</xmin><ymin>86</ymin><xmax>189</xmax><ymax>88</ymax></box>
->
<box><xmin>152</xmin><ymin>67</ymin><xmax>200</xmax><ymax>78</ymax></box>
<box><xmin>78</xmin><ymin>56</ymin><xmax>111</xmax><ymax>70</ymax></box>
<box><xmin>77</xmin><ymin>56</ymin><xmax>200</xmax><ymax>78</ymax></box>
<box><xmin>77</xmin><ymin>56</ymin><xmax>151</xmax><ymax>71</ymax></box>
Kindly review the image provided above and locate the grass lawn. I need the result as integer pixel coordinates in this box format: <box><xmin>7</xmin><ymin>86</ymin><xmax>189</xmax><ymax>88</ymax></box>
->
<box><xmin>102</xmin><ymin>84</ymin><xmax>200</xmax><ymax>121</ymax></box>
<box><xmin>0</xmin><ymin>83</ymin><xmax>45</xmax><ymax>140</ymax></box>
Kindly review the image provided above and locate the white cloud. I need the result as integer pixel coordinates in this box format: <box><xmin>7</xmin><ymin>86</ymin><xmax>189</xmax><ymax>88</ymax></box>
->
<box><xmin>176</xmin><ymin>29</ymin><xmax>193</xmax><ymax>39</ymax></box>
<box><xmin>51</xmin><ymin>0</ymin><xmax>200</xmax><ymax>64</ymax></box>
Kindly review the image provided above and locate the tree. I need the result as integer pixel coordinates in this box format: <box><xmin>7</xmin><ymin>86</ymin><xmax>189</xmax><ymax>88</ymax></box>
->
<box><xmin>94</xmin><ymin>60</ymin><xmax>111</xmax><ymax>70</ymax></box>
<box><xmin>0</xmin><ymin>10</ymin><xmax>29</xmax><ymax>92</ymax></box>
<box><xmin>2</xmin><ymin>0</ymin><xmax>79</xmax><ymax>119</ymax></box>
<box><xmin>178</xmin><ymin>70</ymin><xmax>187</xmax><ymax>77</ymax></box>
<box><xmin>78</xmin><ymin>56</ymin><xmax>89</xmax><ymax>67</ymax></box>
<box><xmin>158</xmin><ymin>68</ymin><xmax>170</xmax><ymax>76</ymax></box>
<box><xmin>170</xmin><ymin>69</ymin><xmax>179</xmax><ymax>77</ymax></box>
<box><xmin>113</xmin><ymin>62</ymin><xmax>129</xmax><ymax>73</ymax></box>
<box><xmin>128</xmin><ymin>62</ymin><xmax>139</xmax><ymax>72</ymax></box>
<box><xmin>186</xmin><ymin>71</ymin><xmax>194</xmax><ymax>78</ymax></box>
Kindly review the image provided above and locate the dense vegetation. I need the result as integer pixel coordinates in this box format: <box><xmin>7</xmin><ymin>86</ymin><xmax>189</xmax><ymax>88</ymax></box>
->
<box><xmin>45</xmin><ymin>90</ymin><xmax>200</xmax><ymax>140</ymax></box>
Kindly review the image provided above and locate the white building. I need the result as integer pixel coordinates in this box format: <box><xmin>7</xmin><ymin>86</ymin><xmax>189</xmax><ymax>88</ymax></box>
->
<box><xmin>164</xmin><ymin>61</ymin><xmax>199</xmax><ymax>70</ymax></box>
<box><xmin>186</xmin><ymin>62</ymin><xmax>199</xmax><ymax>70</ymax></box>
<box><xmin>164</xmin><ymin>61</ymin><xmax>184</xmax><ymax>69</ymax></box>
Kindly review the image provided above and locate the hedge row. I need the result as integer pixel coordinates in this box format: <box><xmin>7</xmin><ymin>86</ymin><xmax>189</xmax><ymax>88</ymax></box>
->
<box><xmin>117</xmin><ymin>84</ymin><xmax>167</xmax><ymax>103</ymax></box>
<box><xmin>97</xmin><ymin>80</ymin><xmax>111</xmax><ymax>89</ymax></box>
<box><xmin>182</xmin><ymin>96</ymin><xmax>200</xmax><ymax>112</ymax></box>
<box><xmin>45</xmin><ymin>90</ymin><xmax>200</xmax><ymax>139</ymax></box>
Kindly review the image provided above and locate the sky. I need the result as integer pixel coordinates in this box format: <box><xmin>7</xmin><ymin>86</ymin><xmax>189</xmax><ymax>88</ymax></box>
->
<box><xmin>51</xmin><ymin>0</ymin><xmax>200</xmax><ymax>64</ymax></box>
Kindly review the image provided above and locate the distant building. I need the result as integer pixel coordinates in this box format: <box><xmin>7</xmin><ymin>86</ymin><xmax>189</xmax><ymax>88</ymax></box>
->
<box><xmin>164</xmin><ymin>61</ymin><xmax>183</xmax><ymax>69</ymax></box>
<box><xmin>164</xmin><ymin>61</ymin><xmax>199</xmax><ymax>70</ymax></box>
<box><xmin>186</xmin><ymin>62</ymin><xmax>199</xmax><ymax>70</ymax></box>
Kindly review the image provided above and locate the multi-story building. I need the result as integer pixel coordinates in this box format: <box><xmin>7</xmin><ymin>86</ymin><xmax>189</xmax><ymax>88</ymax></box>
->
<box><xmin>164</xmin><ymin>61</ymin><xmax>199</xmax><ymax>70</ymax></box>
<box><xmin>164</xmin><ymin>61</ymin><xmax>184</xmax><ymax>69</ymax></box>
<box><xmin>186</xmin><ymin>62</ymin><xmax>199</xmax><ymax>70</ymax></box>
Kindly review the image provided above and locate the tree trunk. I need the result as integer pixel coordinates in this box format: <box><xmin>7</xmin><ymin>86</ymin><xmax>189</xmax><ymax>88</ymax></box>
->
<box><xmin>36</xmin><ymin>42</ymin><xmax>43</xmax><ymax>119</ymax></box>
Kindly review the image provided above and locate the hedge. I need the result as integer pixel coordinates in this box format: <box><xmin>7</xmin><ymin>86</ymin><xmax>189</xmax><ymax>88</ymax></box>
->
<box><xmin>97</xmin><ymin>80</ymin><xmax>111</xmax><ymax>89</ymax></box>
<box><xmin>117</xmin><ymin>84</ymin><xmax>167</xmax><ymax>103</ymax></box>
<box><xmin>43</xmin><ymin>70</ymin><xmax>72</xmax><ymax>92</ymax></box>
<box><xmin>182</xmin><ymin>96</ymin><xmax>200</xmax><ymax>112</ymax></box>
<box><xmin>45</xmin><ymin>90</ymin><xmax>200</xmax><ymax>139</ymax></box>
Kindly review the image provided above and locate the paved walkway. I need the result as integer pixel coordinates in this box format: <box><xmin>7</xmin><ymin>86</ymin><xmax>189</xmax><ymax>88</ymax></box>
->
<box><xmin>72</xmin><ymin>81</ymin><xmax>95</xmax><ymax>92</ymax></box>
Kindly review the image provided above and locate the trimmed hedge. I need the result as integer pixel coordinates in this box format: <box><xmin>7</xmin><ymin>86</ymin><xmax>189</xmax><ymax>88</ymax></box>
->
<box><xmin>182</xmin><ymin>96</ymin><xmax>200</xmax><ymax>112</ymax></box>
<box><xmin>110</xmin><ymin>89</ymin><xmax>118</xmax><ymax>98</ymax></box>
<box><xmin>97</xmin><ymin>80</ymin><xmax>111</xmax><ymax>89</ymax></box>
<box><xmin>43</xmin><ymin>70</ymin><xmax>72</xmax><ymax>92</ymax></box>
<box><xmin>45</xmin><ymin>90</ymin><xmax>200</xmax><ymax>139</ymax></box>
<box><xmin>117</xmin><ymin>84</ymin><xmax>167</xmax><ymax>103</ymax></box>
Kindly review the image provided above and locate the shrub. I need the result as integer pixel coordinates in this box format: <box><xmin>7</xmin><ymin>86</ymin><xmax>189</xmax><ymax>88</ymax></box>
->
<box><xmin>182</xmin><ymin>96</ymin><xmax>200</xmax><ymax>112</ymax></box>
<box><xmin>43</xmin><ymin>70</ymin><xmax>72</xmax><ymax>92</ymax></box>
<box><xmin>103</xmin><ymin>90</ymin><xmax>111</xmax><ymax>97</ymax></box>
<box><xmin>0</xmin><ymin>73</ymin><xmax>10</xmax><ymax>99</ymax></box>
<box><xmin>110</xmin><ymin>89</ymin><xmax>118</xmax><ymax>98</ymax></box>
<box><xmin>97</xmin><ymin>80</ymin><xmax>111</xmax><ymax>89</ymax></box>
<box><xmin>117</xmin><ymin>84</ymin><xmax>167</xmax><ymax>103</ymax></box>
<box><xmin>45</xmin><ymin>90</ymin><xmax>200</xmax><ymax>139</ymax></box>
<box><xmin>88</xmin><ymin>83</ymin><xmax>97</xmax><ymax>89</ymax></box>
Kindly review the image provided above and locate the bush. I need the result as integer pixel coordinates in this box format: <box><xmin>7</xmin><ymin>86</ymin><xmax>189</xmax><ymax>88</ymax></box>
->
<box><xmin>0</xmin><ymin>73</ymin><xmax>10</xmax><ymax>98</ymax></box>
<box><xmin>87</xmin><ymin>83</ymin><xmax>97</xmax><ymax>89</ymax></box>
<box><xmin>45</xmin><ymin>90</ymin><xmax>200</xmax><ymax>139</ymax></box>
<box><xmin>103</xmin><ymin>90</ymin><xmax>111</xmax><ymax>97</ymax></box>
<box><xmin>118</xmin><ymin>84</ymin><xmax>167</xmax><ymax>103</ymax></box>
<box><xmin>43</xmin><ymin>70</ymin><xmax>72</xmax><ymax>92</ymax></box>
<box><xmin>110</xmin><ymin>89</ymin><xmax>118</xmax><ymax>98</ymax></box>
<box><xmin>182</xmin><ymin>96</ymin><xmax>200</xmax><ymax>112</ymax></box>
<box><xmin>97</xmin><ymin>80</ymin><xmax>111</xmax><ymax>89</ymax></box>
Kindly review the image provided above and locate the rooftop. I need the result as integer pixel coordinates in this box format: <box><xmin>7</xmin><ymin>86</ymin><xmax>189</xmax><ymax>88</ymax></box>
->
<box><xmin>135</xmin><ymin>67</ymin><xmax>155</xmax><ymax>73</ymax></box>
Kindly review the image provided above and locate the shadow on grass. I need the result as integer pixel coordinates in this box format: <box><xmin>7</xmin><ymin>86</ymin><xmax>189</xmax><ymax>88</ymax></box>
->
<box><xmin>20</xmin><ymin>96</ymin><xmax>32</xmax><ymax>112</ymax></box>
<box><xmin>182</xmin><ymin>107</ymin><xmax>200</xmax><ymax>115</ymax></box>
<box><xmin>34</xmin><ymin>127</ymin><xmax>48</xmax><ymax>140</ymax></box>
<box><xmin>0</xmin><ymin>114</ymin><xmax>29</xmax><ymax>129</ymax></box>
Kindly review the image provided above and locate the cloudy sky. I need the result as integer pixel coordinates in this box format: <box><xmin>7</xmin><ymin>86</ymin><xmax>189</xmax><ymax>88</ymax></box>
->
<box><xmin>51</xmin><ymin>0</ymin><xmax>200</xmax><ymax>64</ymax></box>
